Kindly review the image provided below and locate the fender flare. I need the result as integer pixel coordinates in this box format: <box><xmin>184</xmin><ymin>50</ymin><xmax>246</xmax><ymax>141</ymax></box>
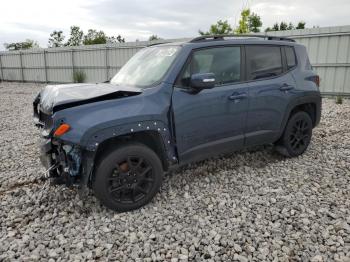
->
<box><xmin>278</xmin><ymin>93</ymin><xmax>322</xmax><ymax>138</ymax></box>
<box><xmin>83</xmin><ymin>120</ymin><xmax>177</xmax><ymax>163</ymax></box>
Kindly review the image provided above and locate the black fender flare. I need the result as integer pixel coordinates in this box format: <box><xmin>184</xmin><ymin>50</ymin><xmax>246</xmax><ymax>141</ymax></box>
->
<box><xmin>84</xmin><ymin>120</ymin><xmax>177</xmax><ymax>161</ymax></box>
<box><xmin>278</xmin><ymin>93</ymin><xmax>322</xmax><ymax>139</ymax></box>
<box><xmin>79</xmin><ymin>120</ymin><xmax>178</xmax><ymax>188</ymax></box>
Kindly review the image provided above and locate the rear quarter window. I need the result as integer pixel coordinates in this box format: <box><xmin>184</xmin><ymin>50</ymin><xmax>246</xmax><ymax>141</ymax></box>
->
<box><xmin>246</xmin><ymin>45</ymin><xmax>283</xmax><ymax>80</ymax></box>
<box><xmin>285</xmin><ymin>46</ymin><xmax>297</xmax><ymax>69</ymax></box>
<box><xmin>295</xmin><ymin>45</ymin><xmax>313</xmax><ymax>70</ymax></box>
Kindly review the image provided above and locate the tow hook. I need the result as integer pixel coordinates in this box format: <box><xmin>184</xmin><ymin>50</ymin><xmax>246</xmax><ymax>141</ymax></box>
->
<box><xmin>43</xmin><ymin>164</ymin><xmax>58</xmax><ymax>179</ymax></box>
<box><xmin>41</xmin><ymin>163</ymin><xmax>59</xmax><ymax>180</ymax></box>
<box><xmin>40</xmin><ymin>164</ymin><xmax>72</xmax><ymax>186</ymax></box>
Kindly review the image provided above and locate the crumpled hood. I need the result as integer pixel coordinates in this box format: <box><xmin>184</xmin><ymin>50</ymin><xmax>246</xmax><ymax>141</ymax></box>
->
<box><xmin>39</xmin><ymin>83</ymin><xmax>142</xmax><ymax>113</ymax></box>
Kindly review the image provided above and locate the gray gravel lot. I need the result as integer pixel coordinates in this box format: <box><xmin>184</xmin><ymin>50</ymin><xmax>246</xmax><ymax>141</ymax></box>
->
<box><xmin>0</xmin><ymin>82</ymin><xmax>349</xmax><ymax>261</ymax></box>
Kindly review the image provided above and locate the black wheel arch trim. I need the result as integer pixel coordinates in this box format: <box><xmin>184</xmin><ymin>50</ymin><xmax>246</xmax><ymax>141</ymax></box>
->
<box><xmin>77</xmin><ymin>121</ymin><xmax>176</xmax><ymax>188</ymax></box>
<box><xmin>278</xmin><ymin>92</ymin><xmax>321</xmax><ymax>139</ymax></box>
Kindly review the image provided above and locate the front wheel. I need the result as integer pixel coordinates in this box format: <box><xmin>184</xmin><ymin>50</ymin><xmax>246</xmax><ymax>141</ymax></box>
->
<box><xmin>276</xmin><ymin>111</ymin><xmax>313</xmax><ymax>157</ymax></box>
<box><xmin>92</xmin><ymin>143</ymin><xmax>163</xmax><ymax>212</ymax></box>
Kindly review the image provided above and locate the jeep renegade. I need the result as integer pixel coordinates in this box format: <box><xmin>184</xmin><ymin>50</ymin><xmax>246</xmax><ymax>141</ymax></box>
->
<box><xmin>34</xmin><ymin>35</ymin><xmax>321</xmax><ymax>211</ymax></box>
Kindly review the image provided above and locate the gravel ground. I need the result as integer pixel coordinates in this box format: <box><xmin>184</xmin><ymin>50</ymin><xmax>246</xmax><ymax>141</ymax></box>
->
<box><xmin>0</xmin><ymin>82</ymin><xmax>349</xmax><ymax>261</ymax></box>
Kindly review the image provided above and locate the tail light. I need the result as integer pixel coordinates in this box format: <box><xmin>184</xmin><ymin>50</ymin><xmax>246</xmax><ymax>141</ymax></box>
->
<box><xmin>314</xmin><ymin>75</ymin><xmax>320</xmax><ymax>87</ymax></box>
<box><xmin>306</xmin><ymin>75</ymin><xmax>320</xmax><ymax>88</ymax></box>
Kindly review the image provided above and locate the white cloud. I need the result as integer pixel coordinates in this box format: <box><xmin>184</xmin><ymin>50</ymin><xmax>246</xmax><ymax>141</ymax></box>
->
<box><xmin>0</xmin><ymin>0</ymin><xmax>349</xmax><ymax>50</ymax></box>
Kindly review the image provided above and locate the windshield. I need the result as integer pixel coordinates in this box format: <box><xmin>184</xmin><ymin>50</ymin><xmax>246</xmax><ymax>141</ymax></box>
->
<box><xmin>110</xmin><ymin>45</ymin><xmax>181</xmax><ymax>88</ymax></box>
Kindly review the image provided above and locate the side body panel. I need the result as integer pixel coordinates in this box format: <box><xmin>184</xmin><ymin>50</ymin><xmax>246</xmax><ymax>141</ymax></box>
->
<box><xmin>172</xmin><ymin>83</ymin><xmax>249</xmax><ymax>163</ymax></box>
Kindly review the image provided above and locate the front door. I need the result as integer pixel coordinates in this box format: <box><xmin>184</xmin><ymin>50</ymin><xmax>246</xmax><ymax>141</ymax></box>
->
<box><xmin>171</xmin><ymin>46</ymin><xmax>249</xmax><ymax>163</ymax></box>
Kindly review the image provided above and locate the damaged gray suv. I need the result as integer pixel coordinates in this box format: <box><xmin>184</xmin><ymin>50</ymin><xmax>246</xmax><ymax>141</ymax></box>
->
<box><xmin>34</xmin><ymin>35</ymin><xmax>321</xmax><ymax>211</ymax></box>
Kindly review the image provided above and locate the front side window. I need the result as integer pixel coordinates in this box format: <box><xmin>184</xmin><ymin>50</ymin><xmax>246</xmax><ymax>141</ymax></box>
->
<box><xmin>111</xmin><ymin>46</ymin><xmax>180</xmax><ymax>88</ymax></box>
<box><xmin>179</xmin><ymin>46</ymin><xmax>241</xmax><ymax>87</ymax></box>
<box><xmin>246</xmin><ymin>45</ymin><xmax>283</xmax><ymax>80</ymax></box>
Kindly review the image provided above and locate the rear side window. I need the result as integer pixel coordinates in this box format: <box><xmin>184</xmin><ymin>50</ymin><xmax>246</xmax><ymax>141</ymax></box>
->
<box><xmin>246</xmin><ymin>46</ymin><xmax>283</xmax><ymax>80</ymax></box>
<box><xmin>285</xmin><ymin>46</ymin><xmax>297</xmax><ymax>69</ymax></box>
<box><xmin>179</xmin><ymin>46</ymin><xmax>241</xmax><ymax>87</ymax></box>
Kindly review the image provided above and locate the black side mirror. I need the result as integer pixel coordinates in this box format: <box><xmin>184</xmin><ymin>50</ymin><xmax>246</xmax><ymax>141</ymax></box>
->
<box><xmin>190</xmin><ymin>73</ymin><xmax>216</xmax><ymax>91</ymax></box>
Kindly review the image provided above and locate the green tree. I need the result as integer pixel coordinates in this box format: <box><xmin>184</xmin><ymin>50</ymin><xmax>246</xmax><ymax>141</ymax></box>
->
<box><xmin>65</xmin><ymin>26</ymin><xmax>84</xmax><ymax>46</ymax></box>
<box><xmin>287</xmin><ymin>23</ymin><xmax>294</xmax><ymax>30</ymax></box>
<box><xmin>107</xmin><ymin>35</ymin><xmax>125</xmax><ymax>44</ymax></box>
<box><xmin>198</xmin><ymin>9</ymin><xmax>263</xmax><ymax>35</ymax></box>
<box><xmin>148</xmin><ymin>35</ymin><xmax>161</xmax><ymax>41</ymax></box>
<box><xmin>272</xmin><ymin>23</ymin><xmax>279</xmax><ymax>31</ymax></box>
<box><xmin>48</xmin><ymin>30</ymin><xmax>65</xmax><ymax>48</ymax></box>
<box><xmin>199</xmin><ymin>20</ymin><xmax>233</xmax><ymax>35</ymax></box>
<box><xmin>267</xmin><ymin>21</ymin><xmax>306</xmax><ymax>32</ymax></box>
<box><xmin>235</xmin><ymin>9</ymin><xmax>250</xmax><ymax>34</ymax></box>
<box><xmin>4</xmin><ymin>39</ymin><xmax>39</xmax><ymax>51</ymax></box>
<box><xmin>279</xmin><ymin>22</ymin><xmax>288</xmax><ymax>30</ymax></box>
<box><xmin>296</xmin><ymin>21</ymin><xmax>306</xmax><ymax>29</ymax></box>
<box><xmin>248</xmin><ymin>12</ymin><xmax>262</xmax><ymax>33</ymax></box>
<box><xmin>83</xmin><ymin>29</ymin><xmax>107</xmax><ymax>45</ymax></box>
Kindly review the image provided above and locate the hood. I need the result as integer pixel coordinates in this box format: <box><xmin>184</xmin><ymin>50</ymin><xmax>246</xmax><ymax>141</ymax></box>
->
<box><xmin>39</xmin><ymin>83</ymin><xmax>142</xmax><ymax>114</ymax></box>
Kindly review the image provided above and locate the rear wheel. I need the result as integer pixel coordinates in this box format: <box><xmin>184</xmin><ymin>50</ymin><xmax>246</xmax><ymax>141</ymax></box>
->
<box><xmin>92</xmin><ymin>143</ymin><xmax>163</xmax><ymax>212</ymax></box>
<box><xmin>276</xmin><ymin>111</ymin><xmax>313</xmax><ymax>157</ymax></box>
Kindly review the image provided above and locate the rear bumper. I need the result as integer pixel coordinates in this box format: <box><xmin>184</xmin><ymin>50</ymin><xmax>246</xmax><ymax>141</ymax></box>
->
<box><xmin>315</xmin><ymin>96</ymin><xmax>322</xmax><ymax>127</ymax></box>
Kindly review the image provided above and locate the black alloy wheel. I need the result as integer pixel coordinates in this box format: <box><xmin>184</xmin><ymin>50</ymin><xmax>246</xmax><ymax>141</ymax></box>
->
<box><xmin>93</xmin><ymin>143</ymin><xmax>163</xmax><ymax>212</ymax></box>
<box><xmin>108</xmin><ymin>156</ymin><xmax>154</xmax><ymax>204</ymax></box>
<box><xmin>289</xmin><ymin>118</ymin><xmax>310</xmax><ymax>152</ymax></box>
<box><xmin>277</xmin><ymin>111</ymin><xmax>313</xmax><ymax>157</ymax></box>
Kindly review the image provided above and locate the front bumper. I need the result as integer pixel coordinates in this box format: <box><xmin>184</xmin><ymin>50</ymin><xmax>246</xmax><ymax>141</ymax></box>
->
<box><xmin>39</xmin><ymin>138</ymin><xmax>52</xmax><ymax>169</ymax></box>
<box><xmin>38</xmin><ymin>137</ymin><xmax>83</xmax><ymax>185</ymax></box>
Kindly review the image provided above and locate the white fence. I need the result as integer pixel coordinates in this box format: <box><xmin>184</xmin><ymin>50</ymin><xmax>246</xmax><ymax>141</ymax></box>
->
<box><xmin>0</xmin><ymin>26</ymin><xmax>349</xmax><ymax>95</ymax></box>
<box><xmin>0</xmin><ymin>41</ymin><xmax>149</xmax><ymax>83</ymax></box>
<box><xmin>0</xmin><ymin>38</ymin><xmax>189</xmax><ymax>84</ymax></box>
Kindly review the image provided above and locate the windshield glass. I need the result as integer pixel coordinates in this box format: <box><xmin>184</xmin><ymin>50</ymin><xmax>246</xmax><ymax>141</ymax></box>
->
<box><xmin>110</xmin><ymin>45</ymin><xmax>181</xmax><ymax>88</ymax></box>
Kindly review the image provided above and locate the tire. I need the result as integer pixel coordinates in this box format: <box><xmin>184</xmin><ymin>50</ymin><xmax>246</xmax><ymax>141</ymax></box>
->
<box><xmin>92</xmin><ymin>143</ymin><xmax>163</xmax><ymax>212</ymax></box>
<box><xmin>276</xmin><ymin>111</ymin><xmax>313</xmax><ymax>157</ymax></box>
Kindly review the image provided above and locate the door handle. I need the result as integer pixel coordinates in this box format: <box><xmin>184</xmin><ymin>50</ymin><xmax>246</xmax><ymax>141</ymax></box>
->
<box><xmin>228</xmin><ymin>93</ymin><xmax>247</xmax><ymax>101</ymax></box>
<box><xmin>280</xmin><ymin>84</ymin><xmax>294</xmax><ymax>91</ymax></box>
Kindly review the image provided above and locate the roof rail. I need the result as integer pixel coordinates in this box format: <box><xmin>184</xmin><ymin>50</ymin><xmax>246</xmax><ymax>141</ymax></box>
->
<box><xmin>189</xmin><ymin>34</ymin><xmax>295</xmax><ymax>43</ymax></box>
<box><xmin>147</xmin><ymin>41</ymin><xmax>172</xmax><ymax>47</ymax></box>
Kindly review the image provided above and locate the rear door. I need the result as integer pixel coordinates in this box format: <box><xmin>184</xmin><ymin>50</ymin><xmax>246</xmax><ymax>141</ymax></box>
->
<box><xmin>172</xmin><ymin>46</ymin><xmax>249</xmax><ymax>162</ymax></box>
<box><xmin>245</xmin><ymin>45</ymin><xmax>298</xmax><ymax>146</ymax></box>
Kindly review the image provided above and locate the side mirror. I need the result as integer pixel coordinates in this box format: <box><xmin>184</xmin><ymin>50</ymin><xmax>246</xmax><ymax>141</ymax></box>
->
<box><xmin>190</xmin><ymin>73</ymin><xmax>216</xmax><ymax>90</ymax></box>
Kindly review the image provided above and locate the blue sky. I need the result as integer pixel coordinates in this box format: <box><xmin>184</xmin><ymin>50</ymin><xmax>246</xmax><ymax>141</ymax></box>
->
<box><xmin>1</xmin><ymin>0</ymin><xmax>349</xmax><ymax>49</ymax></box>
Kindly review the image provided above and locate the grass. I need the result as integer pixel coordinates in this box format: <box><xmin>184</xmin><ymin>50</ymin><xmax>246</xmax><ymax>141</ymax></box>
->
<box><xmin>335</xmin><ymin>96</ymin><xmax>343</xmax><ymax>104</ymax></box>
<box><xmin>73</xmin><ymin>70</ymin><xmax>86</xmax><ymax>83</ymax></box>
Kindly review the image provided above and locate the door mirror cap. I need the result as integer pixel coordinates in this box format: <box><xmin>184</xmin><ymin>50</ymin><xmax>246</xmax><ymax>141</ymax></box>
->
<box><xmin>190</xmin><ymin>73</ymin><xmax>216</xmax><ymax>90</ymax></box>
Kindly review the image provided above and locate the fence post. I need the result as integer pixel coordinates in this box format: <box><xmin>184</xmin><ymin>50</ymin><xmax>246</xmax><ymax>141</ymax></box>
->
<box><xmin>43</xmin><ymin>50</ymin><xmax>48</xmax><ymax>83</ymax></box>
<box><xmin>71</xmin><ymin>49</ymin><xmax>75</xmax><ymax>82</ymax></box>
<box><xmin>19</xmin><ymin>51</ymin><xmax>24</xmax><ymax>82</ymax></box>
<box><xmin>105</xmin><ymin>46</ymin><xmax>109</xmax><ymax>81</ymax></box>
<box><xmin>0</xmin><ymin>54</ymin><xmax>3</xmax><ymax>81</ymax></box>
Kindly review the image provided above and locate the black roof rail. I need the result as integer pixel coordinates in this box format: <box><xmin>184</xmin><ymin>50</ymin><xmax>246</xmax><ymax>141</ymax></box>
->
<box><xmin>147</xmin><ymin>41</ymin><xmax>172</xmax><ymax>47</ymax></box>
<box><xmin>190</xmin><ymin>34</ymin><xmax>295</xmax><ymax>43</ymax></box>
